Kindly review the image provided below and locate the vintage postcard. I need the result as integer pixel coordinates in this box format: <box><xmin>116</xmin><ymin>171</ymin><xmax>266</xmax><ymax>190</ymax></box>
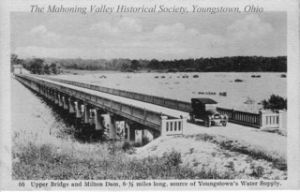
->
<box><xmin>0</xmin><ymin>0</ymin><xmax>299</xmax><ymax>190</ymax></box>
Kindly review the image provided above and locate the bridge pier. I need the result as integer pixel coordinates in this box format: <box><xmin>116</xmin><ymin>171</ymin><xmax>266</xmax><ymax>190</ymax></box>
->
<box><xmin>46</xmin><ymin>89</ymin><xmax>51</xmax><ymax>100</ymax></box>
<box><xmin>89</xmin><ymin>109</ymin><xmax>94</xmax><ymax>126</ymax></box>
<box><xmin>101</xmin><ymin>114</ymin><xmax>117</xmax><ymax>140</ymax></box>
<box><xmin>44</xmin><ymin>88</ymin><xmax>48</xmax><ymax>99</ymax></box>
<box><xmin>54</xmin><ymin>92</ymin><xmax>59</xmax><ymax>105</ymax></box>
<box><xmin>48</xmin><ymin>89</ymin><xmax>53</xmax><ymax>101</ymax></box>
<box><xmin>109</xmin><ymin>114</ymin><xmax>117</xmax><ymax>140</ymax></box>
<box><xmin>123</xmin><ymin>122</ymin><xmax>155</xmax><ymax>145</ymax></box>
<box><xmin>83</xmin><ymin>104</ymin><xmax>90</xmax><ymax>124</ymax></box>
<box><xmin>93</xmin><ymin>109</ymin><xmax>104</xmax><ymax>131</ymax></box>
<box><xmin>50</xmin><ymin>90</ymin><xmax>54</xmax><ymax>101</ymax></box>
<box><xmin>58</xmin><ymin>93</ymin><xmax>63</xmax><ymax>107</ymax></box>
<box><xmin>75</xmin><ymin>101</ymin><xmax>82</xmax><ymax>118</ymax></box>
<box><xmin>62</xmin><ymin>95</ymin><xmax>69</xmax><ymax>110</ymax></box>
<box><xmin>68</xmin><ymin>98</ymin><xmax>75</xmax><ymax>114</ymax></box>
<box><xmin>115</xmin><ymin>120</ymin><xmax>125</xmax><ymax>140</ymax></box>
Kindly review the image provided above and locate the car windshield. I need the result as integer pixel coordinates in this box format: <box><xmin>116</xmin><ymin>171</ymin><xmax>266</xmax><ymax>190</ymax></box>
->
<box><xmin>206</xmin><ymin>109</ymin><xmax>218</xmax><ymax>115</ymax></box>
<box><xmin>213</xmin><ymin>114</ymin><xmax>221</xmax><ymax>119</ymax></box>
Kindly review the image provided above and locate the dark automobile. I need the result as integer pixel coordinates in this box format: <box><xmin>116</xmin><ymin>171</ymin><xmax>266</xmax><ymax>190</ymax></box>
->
<box><xmin>189</xmin><ymin>98</ymin><xmax>228</xmax><ymax>127</ymax></box>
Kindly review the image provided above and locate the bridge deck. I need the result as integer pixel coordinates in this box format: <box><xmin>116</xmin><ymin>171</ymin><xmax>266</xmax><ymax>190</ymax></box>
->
<box><xmin>31</xmin><ymin>75</ymin><xmax>190</xmax><ymax>119</ymax></box>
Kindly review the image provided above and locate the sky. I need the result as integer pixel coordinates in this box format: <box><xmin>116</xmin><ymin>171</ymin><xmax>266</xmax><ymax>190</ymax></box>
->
<box><xmin>11</xmin><ymin>12</ymin><xmax>286</xmax><ymax>60</ymax></box>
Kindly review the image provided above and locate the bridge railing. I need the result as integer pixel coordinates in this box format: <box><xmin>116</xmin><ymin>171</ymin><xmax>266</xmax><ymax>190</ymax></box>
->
<box><xmin>40</xmin><ymin>76</ymin><xmax>286</xmax><ymax>130</ymax></box>
<box><xmin>217</xmin><ymin>108</ymin><xmax>261</xmax><ymax>128</ymax></box>
<box><xmin>15</xmin><ymin>74</ymin><xmax>184</xmax><ymax>133</ymax></box>
<box><xmin>161</xmin><ymin>116</ymin><xmax>185</xmax><ymax>136</ymax></box>
<box><xmin>44</xmin><ymin>77</ymin><xmax>193</xmax><ymax>112</ymax></box>
<box><xmin>259</xmin><ymin>110</ymin><xmax>286</xmax><ymax>130</ymax></box>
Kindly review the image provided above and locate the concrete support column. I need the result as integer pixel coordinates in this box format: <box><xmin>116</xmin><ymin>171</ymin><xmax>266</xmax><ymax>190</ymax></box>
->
<box><xmin>124</xmin><ymin>122</ymin><xmax>130</xmax><ymax>141</ymax></box>
<box><xmin>115</xmin><ymin>120</ymin><xmax>125</xmax><ymax>139</ymax></box>
<box><xmin>83</xmin><ymin>104</ymin><xmax>90</xmax><ymax>124</ymax></box>
<box><xmin>51</xmin><ymin>90</ymin><xmax>55</xmax><ymax>102</ymax></box>
<box><xmin>74</xmin><ymin>101</ymin><xmax>82</xmax><ymax>118</ymax></box>
<box><xmin>54</xmin><ymin>92</ymin><xmax>59</xmax><ymax>105</ymax></box>
<box><xmin>135</xmin><ymin>129</ymin><xmax>143</xmax><ymax>145</ymax></box>
<box><xmin>46</xmin><ymin>89</ymin><xmax>50</xmax><ymax>99</ymax></box>
<box><xmin>160</xmin><ymin>116</ymin><xmax>168</xmax><ymax>136</ymax></box>
<box><xmin>129</xmin><ymin>124</ymin><xmax>136</xmax><ymax>142</ymax></box>
<box><xmin>63</xmin><ymin>96</ymin><xmax>69</xmax><ymax>110</ymax></box>
<box><xmin>142</xmin><ymin>129</ymin><xmax>154</xmax><ymax>143</ymax></box>
<box><xmin>58</xmin><ymin>93</ymin><xmax>63</xmax><ymax>107</ymax></box>
<box><xmin>49</xmin><ymin>90</ymin><xmax>53</xmax><ymax>101</ymax></box>
<box><xmin>89</xmin><ymin>109</ymin><xmax>94</xmax><ymax>125</ymax></box>
<box><xmin>93</xmin><ymin>109</ymin><xmax>104</xmax><ymax>130</ymax></box>
<box><xmin>109</xmin><ymin>114</ymin><xmax>117</xmax><ymax>140</ymax></box>
<box><xmin>102</xmin><ymin>114</ymin><xmax>117</xmax><ymax>140</ymax></box>
<box><xmin>44</xmin><ymin>88</ymin><xmax>48</xmax><ymax>99</ymax></box>
<box><xmin>68</xmin><ymin>98</ymin><xmax>75</xmax><ymax>114</ymax></box>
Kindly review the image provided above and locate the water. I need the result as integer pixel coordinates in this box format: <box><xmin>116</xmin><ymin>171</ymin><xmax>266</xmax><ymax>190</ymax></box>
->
<box><xmin>11</xmin><ymin>78</ymin><xmax>103</xmax><ymax>146</ymax></box>
<box><xmin>55</xmin><ymin>72</ymin><xmax>287</xmax><ymax>112</ymax></box>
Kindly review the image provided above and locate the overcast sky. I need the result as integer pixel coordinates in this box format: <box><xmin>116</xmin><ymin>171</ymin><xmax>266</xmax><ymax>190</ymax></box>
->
<box><xmin>11</xmin><ymin>12</ymin><xmax>286</xmax><ymax>60</ymax></box>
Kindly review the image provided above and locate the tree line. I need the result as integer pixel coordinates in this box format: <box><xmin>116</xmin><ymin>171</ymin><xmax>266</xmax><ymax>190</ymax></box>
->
<box><xmin>52</xmin><ymin>56</ymin><xmax>287</xmax><ymax>72</ymax></box>
<box><xmin>11</xmin><ymin>54</ymin><xmax>287</xmax><ymax>73</ymax></box>
<box><xmin>11</xmin><ymin>54</ymin><xmax>60</xmax><ymax>74</ymax></box>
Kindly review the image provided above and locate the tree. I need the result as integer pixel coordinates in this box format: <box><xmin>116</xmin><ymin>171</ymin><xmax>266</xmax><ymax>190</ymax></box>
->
<box><xmin>11</xmin><ymin>54</ymin><xmax>23</xmax><ymax>72</ymax></box>
<box><xmin>262</xmin><ymin>94</ymin><xmax>287</xmax><ymax>111</ymax></box>
<box><xmin>44</xmin><ymin>64</ymin><xmax>50</xmax><ymax>74</ymax></box>
<box><xmin>148</xmin><ymin>59</ymin><xmax>160</xmax><ymax>69</ymax></box>
<box><xmin>130</xmin><ymin>60</ymin><xmax>140</xmax><ymax>70</ymax></box>
<box><xmin>29</xmin><ymin>58</ymin><xmax>44</xmax><ymax>74</ymax></box>
<box><xmin>50</xmin><ymin>63</ymin><xmax>58</xmax><ymax>74</ymax></box>
<box><xmin>120</xmin><ymin>63</ymin><xmax>130</xmax><ymax>71</ymax></box>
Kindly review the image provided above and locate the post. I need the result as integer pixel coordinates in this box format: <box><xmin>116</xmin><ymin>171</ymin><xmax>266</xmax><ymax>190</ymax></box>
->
<box><xmin>54</xmin><ymin>92</ymin><xmax>59</xmax><ymax>105</ymax></box>
<box><xmin>160</xmin><ymin>116</ymin><xmax>168</xmax><ymax>136</ymax></box>
<box><xmin>279</xmin><ymin>110</ymin><xmax>287</xmax><ymax>131</ymax></box>
<box><xmin>129</xmin><ymin>123</ymin><xmax>136</xmax><ymax>142</ymax></box>
<box><xmin>115</xmin><ymin>120</ymin><xmax>126</xmax><ymax>140</ymax></box>
<box><xmin>135</xmin><ymin>129</ymin><xmax>143</xmax><ymax>145</ymax></box>
<box><xmin>58</xmin><ymin>93</ymin><xmax>63</xmax><ymax>107</ymax></box>
<box><xmin>68</xmin><ymin>98</ymin><xmax>75</xmax><ymax>114</ymax></box>
<box><xmin>109</xmin><ymin>114</ymin><xmax>117</xmax><ymax>140</ymax></box>
<box><xmin>63</xmin><ymin>96</ymin><xmax>69</xmax><ymax>110</ymax></box>
<box><xmin>74</xmin><ymin>101</ymin><xmax>82</xmax><ymax>118</ymax></box>
<box><xmin>89</xmin><ymin>109</ymin><xmax>94</xmax><ymax>125</ymax></box>
<box><xmin>83</xmin><ymin>104</ymin><xmax>90</xmax><ymax>124</ymax></box>
<box><xmin>142</xmin><ymin>129</ymin><xmax>154</xmax><ymax>143</ymax></box>
<box><xmin>259</xmin><ymin>110</ymin><xmax>267</xmax><ymax>129</ymax></box>
<box><xmin>94</xmin><ymin>109</ymin><xmax>104</xmax><ymax>130</ymax></box>
<box><xmin>124</xmin><ymin>121</ymin><xmax>131</xmax><ymax>142</ymax></box>
<box><xmin>49</xmin><ymin>90</ymin><xmax>54</xmax><ymax>102</ymax></box>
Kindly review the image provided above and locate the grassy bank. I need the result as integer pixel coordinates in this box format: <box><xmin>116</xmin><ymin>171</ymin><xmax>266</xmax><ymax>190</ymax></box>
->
<box><xmin>136</xmin><ymin>134</ymin><xmax>287</xmax><ymax>180</ymax></box>
<box><xmin>12</xmin><ymin>141</ymin><xmax>235</xmax><ymax>180</ymax></box>
<box><xmin>188</xmin><ymin>134</ymin><xmax>287</xmax><ymax>171</ymax></box>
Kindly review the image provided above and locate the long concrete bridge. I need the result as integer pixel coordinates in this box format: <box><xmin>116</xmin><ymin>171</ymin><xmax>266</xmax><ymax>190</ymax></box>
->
<box><xmin>14</xmin><ymin>73</ymin><xmax>286</xmax><ymax>144</ymax></box>
<box><xmin>15</xmin><ymin>74</ymin><xmax>187</xmax><ymax>144</ymax></box>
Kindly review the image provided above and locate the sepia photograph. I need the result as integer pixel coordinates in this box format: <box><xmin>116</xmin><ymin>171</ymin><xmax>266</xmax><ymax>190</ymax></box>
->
<box><xmin>1</xmin><ymin>0</ymin><xmax>299</xmax><ymax>190</ymax></box>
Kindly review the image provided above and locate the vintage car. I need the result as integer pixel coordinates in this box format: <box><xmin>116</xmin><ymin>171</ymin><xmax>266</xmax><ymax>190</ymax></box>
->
<box><xmin>189</xmin><ymin>98</ymin><xmax>228</xmax><ymax>127</ymax></box>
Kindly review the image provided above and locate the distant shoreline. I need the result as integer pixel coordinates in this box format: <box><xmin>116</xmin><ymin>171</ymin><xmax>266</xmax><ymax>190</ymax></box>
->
<box><xmin>61</xmin><ymin>68</ymin><xmax>287</xmax><ymax>75</ymax></box>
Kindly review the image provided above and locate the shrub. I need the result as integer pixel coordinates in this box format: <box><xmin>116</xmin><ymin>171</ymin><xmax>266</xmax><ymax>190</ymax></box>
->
<box><xmin>262</xmin><ymin>94</ymin><xmax>287</xmax><ymax>111</ymax></box>
<box><xmin>250</xmin><ymin>165</ymin><xmax>264</xmax><ymax>178</ymax></box>
<box><xmin>122</xmin><ymin>141</ymin><xmax>132</xmax><ymax>151</ymax></box>
<box><xmin>163</xmin><ymin>151</ymin><xmax>182</xmax><ymax>167</ymax></box>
